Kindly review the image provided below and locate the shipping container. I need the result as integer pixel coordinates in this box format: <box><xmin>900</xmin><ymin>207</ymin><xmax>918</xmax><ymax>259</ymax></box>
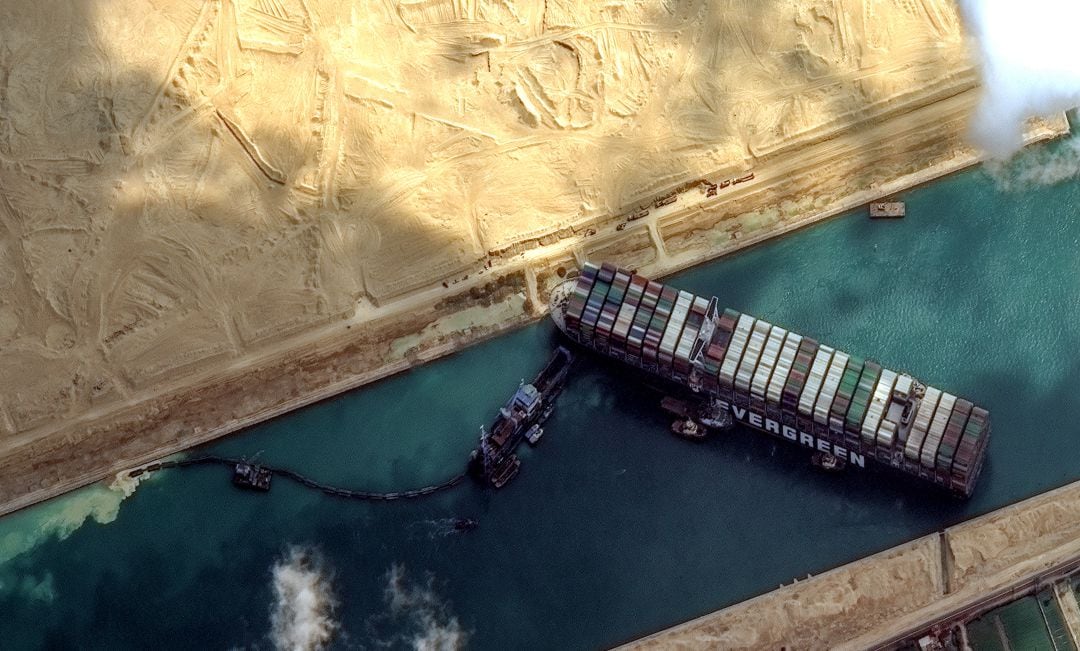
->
<box><xmin>595</xmin><ymin>270</ymin><xmax>632</xmax><ymax>349</ymax></box>
<box><xmin>751</xmin><ymin>327</ymin><xmax>788</xmax><ymax>402</ymax></box>
<box><xmin>845</xmin><ymin>361</ymin><xmax>882</xmax><ymax>448</ymax></box>
<box><xmin>814</xmin><ymin>351</ymin><xmax>850</xmax><ymax>426</ymax></box>
<box><xmin>861</xmin><ymin>369</ymin><xmax>897</xmax><ymax>447</ymax></box>
<box><xmin>782</xmin><ymin>338</ymin><xmax>820</xmax><ymax>416</ymax></box>
<box><xmin>550</xmin><ymin>263</ymin><xmax>991</xmax><ymax>497</ymax></box>
<box><xmin>565</xmin><ymin>263</ymin><xmax>599</xmax><ymax>331</ymax></box>
<box><xmin>627</xmin><ymin>281</ymin><xmax>662</xmax><ymax>360</ymax></box>
<box><xmin>936</xmin><ymin>399</ymin><xmax>973</xmax><ymax>475</ymax></box>
<box><xmin>952</xmin><ymin>406</ymin><xmax>990</xmax><ymax>481</ymax></box>
<box><xmin>703</xmin><ymin>310</ymin><xmax>739</xmax><ymax>393</ymax></box>
<box><xmin>674</xmin><ymin>297</ymin><xmax>710</xmax><ymax>378</ymax></box>
<box><xmin>766</xmin><ymin>333</ymin><xmax>802</xmax><ymax>408</ymax></box>
<box><xmin>828</xmin><ymin>356</ymin><xmax>863</xmax><ymax>437</ymax></box>
<box><xmin>921</xmin><ymin>393</ymin><xmax>957</xmax><ymax>469</ymax></box>
<box><xmin>580</xmin><ymin>264</ymin><xmax>616</xmax><ymax>342</ymax></box>
<box><xmin>905</xmin><ymin>387</ymin><xmax>941</xmax><ymax>463</ymax></box>
<box><xmin>610</xmin><ymin>275</ymin><xmax>647</xmax><ymax>356</ymax></box>
<box><xmin>798</xmin><ymin>345</ymin><xmax>835</xmax><ymax>417</ymax></box>
<box><xmin>735</xmin><ymin>320</ymin><xmax>772</xmax><ymax>393</ymax></box>
<box><xmin>643</xmin><ymin>286</ymin><xmax>679</xmax><ymax>367</ymax></box>
<box><xmin>719</xmin><ymin>314</ymin><xmax>756</xmax><ymax>393</ymax></box>
<box><xmin>659</xmin><ymin>292</ymin><xmax>694</xmax><ymax>376</ymax></box>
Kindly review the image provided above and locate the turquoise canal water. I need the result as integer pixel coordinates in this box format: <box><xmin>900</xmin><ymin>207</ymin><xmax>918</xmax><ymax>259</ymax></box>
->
<box><xmin>4</xmin><ymin>146</ymin><xmax>1080</xmax><ymax>649</ymax></box>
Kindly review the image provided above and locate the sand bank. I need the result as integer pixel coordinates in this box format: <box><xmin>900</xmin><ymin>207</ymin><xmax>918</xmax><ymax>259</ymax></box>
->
<box><xmin>0</xmin><ymin>0</ymin><xmax>1067</xmax><ymax>515</ymax></box>
<box><xmin>622</xmin><ymin>478</ymin><xmax>1080</xmax><ymax>650</ymax></box>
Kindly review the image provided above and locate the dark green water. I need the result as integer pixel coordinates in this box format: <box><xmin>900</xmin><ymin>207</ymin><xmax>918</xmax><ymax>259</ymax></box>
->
<box><xmin>965</xmin><ymin>588</ymin><xmax>1077</xmax><ymax>651</ymax></box>
<box><xmin>3</xmin><ymin>151</ymin><xmax>1080</xmax><ymax>650</ymax></box>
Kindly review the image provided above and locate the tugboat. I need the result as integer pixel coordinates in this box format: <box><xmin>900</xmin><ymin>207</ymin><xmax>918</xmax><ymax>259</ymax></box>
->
<box><xmin>811</xmin><ymin>451</ymin><xmax>847</xmax><ymax>472</ymax></box>
<box><xmin>470</xmin><ymin>346</ymin><xmax>574</xmax><ymax>488</ymax></box>
<box><xmin>695</xmin><ymin>399</ymin><xmax>733</xmax><ymax>430</ymax></box>
<box><xmin>671</xmin><ymin>419</ymin><xmax>707</xmax><ymax>441</ymax></box>
<box><xmin>660</xmin><ymin>395</ymin><xmax>732</xmax><ymax>440</ymax></box>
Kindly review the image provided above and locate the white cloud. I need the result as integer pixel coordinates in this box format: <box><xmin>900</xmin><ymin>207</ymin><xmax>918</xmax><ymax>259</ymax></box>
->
<box><xmin>959</xmin><ymin>0</ymin><xmax>1080</xmax><ymax>158</ymax></box>
<box><xmin>384</xmin><ymin>564</ymin><xmax>467</xmax><ymax>651</ymax></box>
<box><xmin>270</xmin><ymin>546</ymin><xmax>339</xmax><ymax>651</ymax></box>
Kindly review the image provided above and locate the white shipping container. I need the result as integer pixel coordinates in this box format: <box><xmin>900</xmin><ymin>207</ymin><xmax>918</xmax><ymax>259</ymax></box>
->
<box><xmin>921</xmin><ymin>393</ymin><xmax>956</xmax><ymax>468</ymax></box>
<box><xmin>659</xmin><ymin>292</ymin><xmax>693</xmax><ymax>356</ymax></box>
<box><xmin>735</xmin><ymin>320</ymin><xmax>772</xmax><ymax>391</ymax></box>
<box><xmin>751</xmin><ymin>327</ymin><xmax>788</xmax><ymax>400</ymax></box>
<box><xmin>814</xmin><ymin>351</ymin><xmax>850</xmax><ymax>424</ymax></box>
<box><xmin>876</xmin><ymin>420</ymin><xmax>898</xmax><ymax>447</ymax></box>
<box><xmin>861</xmin><ymin>369</ymin><xmax>897</xmax><ymax>445</ymax></box>
<box><xmin>766</xmin><ymin>333</ymin><xmax>803</xmax><ymax>404</ymax></box>
<box><xmin>905</xmin><ymin>388</ymin><xmax>941</xmax><ymax>460</ymax></box>
<box><xmin>719</xmin><ymin>314</ymin><xmax>755</xmax><ymax>387</ymax></box>
<box><xmin>798</xmin><ymin>346</ymin><xmax>835</xmax><ymax>416</ymax></box>
<box><xmin>674</xmin><ymin>297</ymin><xmax>710</xmax><ymax>364</ymax></box>
<box><xmin>893</xmin><ymin>374</ymin><xmax>913</xmax><ymax>401</ymax></box>
<box><xmin>612</xmin><ymin>298</ymin><xmax>639</xmax><ymax>343</ymax></box>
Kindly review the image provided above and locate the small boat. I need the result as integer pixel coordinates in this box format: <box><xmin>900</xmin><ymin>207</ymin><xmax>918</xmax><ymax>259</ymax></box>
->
<box><xmin>696</xmin><ymin>401</ymin><xmax>733</xmax><ymax>430</ymax></box>
<box><xmin>811</xmin><ymin>451</ymin><xmax>847</xmax><ymax>472</ymax></box>
<box><xmin>525</xmin><ymin>425</ymin><xmax>544</xmax><ymax>445</ymax></box>
<box><xmin>671</xmin><ymin>419</ymin><xmax>707</xmax><ymax>441</ymax></box>
<box><xmin>453</xmin><ymin>518</ymin><xmax>479</xmax><ymax>532</ymax></box>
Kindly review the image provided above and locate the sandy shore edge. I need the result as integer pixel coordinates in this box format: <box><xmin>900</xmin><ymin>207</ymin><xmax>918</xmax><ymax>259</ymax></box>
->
<box><xmin>621</xmin><ymin>478</ymin><xmax>1080</xmax><ymax>650</ymax></box>
<box><xmin>0</xmin><ymin>108</ymin><xmax>1068</xmax><ymax>518</ymax></box>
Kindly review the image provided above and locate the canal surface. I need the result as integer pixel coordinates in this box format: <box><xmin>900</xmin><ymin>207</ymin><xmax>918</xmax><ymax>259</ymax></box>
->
<box><xmin>3</xmin><ymin>144</ymin><xmax>1080</xmax><ymax>649</ymax></box>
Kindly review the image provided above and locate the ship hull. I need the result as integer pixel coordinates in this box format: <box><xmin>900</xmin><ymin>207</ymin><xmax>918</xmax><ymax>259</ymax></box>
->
<box><xmin>549</xmin><ymin>263</ymin><xmax>990</xmax><ymax>498</ymax></box>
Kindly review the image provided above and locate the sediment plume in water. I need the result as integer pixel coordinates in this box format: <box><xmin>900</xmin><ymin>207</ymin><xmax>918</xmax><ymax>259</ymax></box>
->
<box><xmin>0</xmin><ymin>469</ymin><xmax>154</xmax><ymax>566</ymax></box>
<box><xmin>269</xmin><ymin>546</ymin><xmax>339</xmax><ymax>651</ymax></box>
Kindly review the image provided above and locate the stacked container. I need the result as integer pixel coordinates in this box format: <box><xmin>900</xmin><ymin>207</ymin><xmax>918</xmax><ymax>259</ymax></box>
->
<box><xmin>555</xmin><ymin>262</ymin><xmax>991</xmax><ymax>497</ymax></box>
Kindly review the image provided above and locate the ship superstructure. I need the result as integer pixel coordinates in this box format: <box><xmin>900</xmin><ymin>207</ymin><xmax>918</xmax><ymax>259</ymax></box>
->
<box><xmin>549</xmin><ymin>262</ymin><xmax>990</xmax><ymax>497</ymax></box>
<box><xmin>470</xmin><ymin>346</ymin><xmax>574</xmax><ymax>487</ymax></box>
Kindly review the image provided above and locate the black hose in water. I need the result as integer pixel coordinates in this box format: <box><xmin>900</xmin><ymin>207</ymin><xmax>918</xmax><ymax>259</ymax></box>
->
<box><xmin>128</xmin><ymin>455</ymin><xmax>466</xmax><ymax>501</ymax></box>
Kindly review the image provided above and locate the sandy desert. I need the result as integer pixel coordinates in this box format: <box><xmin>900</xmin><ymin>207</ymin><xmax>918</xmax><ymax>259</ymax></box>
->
<box><xmin>0</xmin><ymin>0</ymin><xmax>1061</xmax><ymax>514</ymax></box>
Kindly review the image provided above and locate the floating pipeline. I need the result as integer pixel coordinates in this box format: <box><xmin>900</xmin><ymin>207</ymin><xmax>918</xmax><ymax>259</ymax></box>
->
<box><xmin>549</xmin><ymin>262</ymin><xmax>991</xmax><ymax>498</ymax></box>
<box><xmin>128</xmin><ymin>456</ymin><xmax>466</xmax><ymax>501</ymax></box>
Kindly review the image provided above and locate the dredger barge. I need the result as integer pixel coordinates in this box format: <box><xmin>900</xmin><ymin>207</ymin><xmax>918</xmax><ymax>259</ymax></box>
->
<box><xmin>549</xmin><ymin>262</ymin><xmax>990</xmax><ymax>497</ymax></box>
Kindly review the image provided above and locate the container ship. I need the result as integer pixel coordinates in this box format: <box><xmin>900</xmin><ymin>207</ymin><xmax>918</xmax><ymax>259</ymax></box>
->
<box><xmin>549</xmin><ymin>262</ymin><xmax>990</xmax><ymax>497</ymax></box>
